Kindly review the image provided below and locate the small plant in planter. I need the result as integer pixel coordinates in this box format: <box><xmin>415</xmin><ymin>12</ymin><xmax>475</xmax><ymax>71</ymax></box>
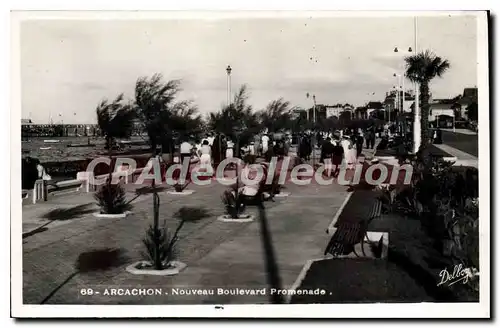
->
<box><xmin>221</xmin><ymin>186</ymin><xmax>247</xmax><ymax>218</ymax></box>
<box><xmin>167</xmin><ymin>179</ymin><xmax>194</xmax><ymax>195</ymax></box>
<box><xmin>140</xmin><ymin>220</ymin><xmax>178</xmax><ymax>270</ymax></box>
<box><xmin>219</xmin><ymin>185</ymin><xmax>254</xmax><ymax>222</ymax></box>
<box><xmin>260</xmin><ymin>172</ymin><xmax>287</xmax><ymax>199</ymax></box>
<box><xmin>94</xmin><ymin>183</ymin><xmax>132</xmax><ymax>215</ymax></box>
<box><xmin>126</xmin><ymin>203</ymin><xmax>210</xmax><ymax>275</ymax></box>
<box><xmin>173</xmin><ymin>180</ymin><xmax>190</xmax><ymax>193</ymax></box>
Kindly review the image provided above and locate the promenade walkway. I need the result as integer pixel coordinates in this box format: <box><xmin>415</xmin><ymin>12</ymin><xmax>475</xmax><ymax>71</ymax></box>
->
<box><xmin>433</xmin><ymin>143</ymin><xmax>478</xmax><ymax>168</ymax></box>
<box><xmin>441</xmin><ymin>128</ymin><xmax>477</xmax><ymax>135</ymax></box>
<box><xmin>22</xmin><ymin>169</ymin><xmax>350</xmax><ymax>304</ymax></box>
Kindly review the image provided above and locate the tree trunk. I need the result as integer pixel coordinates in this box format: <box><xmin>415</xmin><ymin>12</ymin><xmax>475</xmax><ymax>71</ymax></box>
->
<box><xmin>107</xmin><ymin>136</ymin><xmax>113</xmax><ymax>186</ymax></box>
<box><xmin>419</xmin><ymin>81</ymin><xmax>431</xmax><ymax>150</ymax></box>
<box><xmin>149</xmin><ymin>134</ymin><xmax>157</xmax><ymax>188</ymax></box>
<box><xmin>153</xmin><ymin>193</ymin><xmax>162</xmax><ymax>270</ymax></box>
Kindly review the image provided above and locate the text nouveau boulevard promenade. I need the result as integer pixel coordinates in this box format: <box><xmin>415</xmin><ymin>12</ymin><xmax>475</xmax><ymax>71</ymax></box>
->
<box><xmin>89</xmin><ymin>287</ymin><xmax>327</xmax><ymax>297</ymax></box>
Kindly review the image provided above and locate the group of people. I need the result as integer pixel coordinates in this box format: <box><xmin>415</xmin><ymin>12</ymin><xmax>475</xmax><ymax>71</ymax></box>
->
<box><xmin>314</xmin><ymin>127</ymin><xmax>378</xmax><ymax>176</ymax></box>
<box><xmin>154</xmin><ymin>126</ymin><xmax>384</xmax><ymax>181</ymax></box>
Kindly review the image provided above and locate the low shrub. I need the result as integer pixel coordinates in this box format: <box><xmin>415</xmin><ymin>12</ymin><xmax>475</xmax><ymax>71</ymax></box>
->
<box><xmin>142</xmin><ymin>220</ymin><xmax>177</xmax><ymax>270</ymax></box>
<box><xmin>94</xmin><ymin>183</ymin><xmax>132</xmax><ymax>214</ymax></box>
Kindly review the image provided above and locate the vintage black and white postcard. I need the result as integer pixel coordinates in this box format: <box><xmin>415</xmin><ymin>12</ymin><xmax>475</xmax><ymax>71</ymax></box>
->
<box><xmin>10</xmin><ymin>10</ymin><xmax>490</xmax><ymax>318</ymax></box>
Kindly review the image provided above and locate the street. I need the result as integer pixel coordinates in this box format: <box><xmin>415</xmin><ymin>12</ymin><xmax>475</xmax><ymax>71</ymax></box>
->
<box><xmin>441</xmin><ymin>130</ymin><xmax>478</xmax><ymax>157</ymax></box>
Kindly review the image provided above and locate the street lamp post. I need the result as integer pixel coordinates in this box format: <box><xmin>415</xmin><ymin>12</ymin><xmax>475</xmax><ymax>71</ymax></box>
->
<box><xmin>225</xmin><ymin>65</ymin><xmax>232</xmax><ymax>164</ymax></box>
<box><xmin>394</xmin><ymin>39</ymin><xmax>416</xmax><ymax>152</ymax></box>
<box><xmin>413</xmin><ymin>17</ymin><xmax>421</xmax><ymax>153</ymax></box>
<box><xmin>226</xmin><ymin>65</ymin><xmax>232</xmax><ymax>107</ymax></box>
<box><xmin>313</xmin><ymin>94</ymin><xmax>317</xmax><ymax>124</ymax></box>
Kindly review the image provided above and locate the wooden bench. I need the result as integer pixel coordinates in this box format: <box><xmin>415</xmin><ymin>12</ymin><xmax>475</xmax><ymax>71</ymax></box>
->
<box><xmin>324</xmin><ymin>199</ymin><xmax>383</xmax><ymax>257</ymax></box>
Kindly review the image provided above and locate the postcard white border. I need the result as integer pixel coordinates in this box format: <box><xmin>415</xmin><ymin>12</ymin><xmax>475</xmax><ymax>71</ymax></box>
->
<box><xmin>9</xmin><ymin>9</ymin><xmax>490</xmax><ymax>319</ymax></box>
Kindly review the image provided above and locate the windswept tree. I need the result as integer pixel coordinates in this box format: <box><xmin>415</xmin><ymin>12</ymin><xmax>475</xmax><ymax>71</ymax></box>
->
<box><xmin>208</xmin><ymin>85</ymin><xmax>260</xmax><ymax>157</ymax></box>
<box><xmin>290</xmin><ymin>115</ymin><xmax>314</xmax><ymax>134</ymax></box>
<box><xmin>405</xmin><ymin>50</ymin><xmax>450</xmax><ymax>148</ymax></box>
<box><xmin>96</xmin><ymin>94</ymin><xmax>135</xmax><ymax>154</ymax></box>
<box><xmin>134</xmin><ymin>74</ymin><xmax>201</xmax><ymax>157</ymax></box>
<box><xmin>259</xmin><ymin>98</ymin><xmax>294</xmax><ymax>134</ymax></box>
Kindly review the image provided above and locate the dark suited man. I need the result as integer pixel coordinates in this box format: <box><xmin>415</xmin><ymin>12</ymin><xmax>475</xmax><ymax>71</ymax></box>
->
<box><xmin>355</xmin><ymin>133</ymin><xmax>364</xmax><ymax>158</ymax></box>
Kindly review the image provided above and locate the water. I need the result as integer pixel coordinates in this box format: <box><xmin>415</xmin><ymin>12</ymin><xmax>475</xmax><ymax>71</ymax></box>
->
<box><xmin>21</xmin><ymin>136</ymin><xmax>151</xmax><ymax>163</ymax></box>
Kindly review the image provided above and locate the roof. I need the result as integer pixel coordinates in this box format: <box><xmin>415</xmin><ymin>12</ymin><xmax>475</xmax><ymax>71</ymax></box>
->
<box><xmin>430</xmin><ymin>103</ymin><xmax>455</xmax><ymax>110</ymax></box>
<box><xmin>366</xmin><ymin>101</ymin><xmax>384</xmax><ymax>109</ymax></box>
<box><xmin>432</xmin><ymin>98</ymin><xmax>456</xmax><ymax>105</ymax></box>
<box><xmin>463</xmin><ymin>88</ymin><xmax>478</xmax><ymax>99</ymax></box>
<box><xmin>460</xmin><ymin>87</ymin><xmax>478</xmax><ymax>105</ymax></box>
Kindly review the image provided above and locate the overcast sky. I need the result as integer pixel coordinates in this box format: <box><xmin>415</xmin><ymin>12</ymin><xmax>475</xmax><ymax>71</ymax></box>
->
<box><xmin>20</xmin><ymin>14</ymin><xmax>478</xmax><ymax>124</ymax></box>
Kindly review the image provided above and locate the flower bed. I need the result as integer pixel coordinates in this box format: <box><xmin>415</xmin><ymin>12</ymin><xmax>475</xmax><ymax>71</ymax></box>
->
<box><xmin>377</xmin><ymin>154</ymin><xmax>479</xmax><ymax>300</ymax></box>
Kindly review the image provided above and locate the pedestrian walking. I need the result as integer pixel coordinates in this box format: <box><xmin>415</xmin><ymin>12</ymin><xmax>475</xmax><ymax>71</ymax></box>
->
<box><xmin>355</xmin><ymin>133</ymin><xmax>364</xmax><ymax>158</ymax></box>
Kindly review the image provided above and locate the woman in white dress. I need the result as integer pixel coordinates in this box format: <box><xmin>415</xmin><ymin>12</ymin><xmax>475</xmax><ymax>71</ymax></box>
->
<box><xmin>226</xmin><ymin>141</ymin><xmax>234</xmax><ymax>159</ymax></box>
<box><xmin>340</xmin><ymin>136</ymin><xmax>357</xmax><ymax>169</ymax></box>
<box><xmin>198</xmin><ymin>140</ymin><xmax>213</xmax><ymax>175</ymax></box>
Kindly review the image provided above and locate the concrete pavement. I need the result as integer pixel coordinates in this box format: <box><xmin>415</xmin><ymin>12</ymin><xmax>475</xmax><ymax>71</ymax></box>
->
<box><xmin>22</xmin><ymin>175</ymin><xmax>350</xmax><ymax>304</ymax></box>
<box><xmin>441</xmin><ymin>130</ymin><xmax>478</xmax><ymax>157</ymax></box>
<box><xmin>441</xmin><ymin>128</ymin><xmax>477</xmax><ymax>136</ymax></box>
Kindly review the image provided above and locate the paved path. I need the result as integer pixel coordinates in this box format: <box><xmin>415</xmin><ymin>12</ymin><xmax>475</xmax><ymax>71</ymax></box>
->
<box><xmin>441</xmin><ymin>128</ymin><xmax>477</xmax><ymax>135</ymax></box>
<box><xmin>441</xmin><ymin>130</ymin><xmax>478</xmax><ymax>157</ymax></box>
<box><xmin>433</xmin><ymin>144</ymin><xmax>478</xmax><ymax>168</ymax></box>
<box><xmin>22</xmin><ymin>177</ymin><xmax>350</xmax><ymax>304</ymax></box>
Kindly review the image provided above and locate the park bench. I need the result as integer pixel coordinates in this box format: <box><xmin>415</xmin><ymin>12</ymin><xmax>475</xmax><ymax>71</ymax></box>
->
<box><xmin>31</xmin><ymin>179</ymin><xmax>46</xmax><ymax>204</ymax></box>
<box><xmin>47</xmin><ymin>179</ymin><xmax>84</xmax><ymax>196</ymax></box>
<box><xmin>324</xmin><ymin>199</ymin><xmax>383</xmax><ymax>257</ymax></box>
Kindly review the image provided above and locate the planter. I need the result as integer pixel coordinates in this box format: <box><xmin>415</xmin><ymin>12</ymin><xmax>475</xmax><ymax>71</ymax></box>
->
<box><xmin>273</xmin><ymin>191</ymin><xmax>290</xmax><ymax>198</ymax></box>
<box><xmin>126</xmin><ymin>260</ymin><xmax>187</xmax><ymax>276</ymax></box>
<box><xmin>93</xmin><ymin>211</ymin><xmax>132</xmax><ymax>219</ymax></box>
<box><xmin>167</xmin><ymin>190</ymin><xmax>195</xmax><ymax>195</ymax></box>
<box><xmin>217</xmin><ymin>213</ymin><xmax>255</xmax><ymax>222</ymax></box>
<box><xmin>215</xmin><ymin>177</ymin><xmax>236</xmax><ymax>185</ymax></box>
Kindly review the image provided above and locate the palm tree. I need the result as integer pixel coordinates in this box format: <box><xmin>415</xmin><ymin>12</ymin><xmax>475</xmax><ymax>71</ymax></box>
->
<box><xmin>259</xmin><ymin>98</ymin><xmax>294</xmax><ymax>134</ymax></box>
<box><xmin>405</xmin><ymin>50</ymin><xmax>450</xmax><ymax>149</ymax></box>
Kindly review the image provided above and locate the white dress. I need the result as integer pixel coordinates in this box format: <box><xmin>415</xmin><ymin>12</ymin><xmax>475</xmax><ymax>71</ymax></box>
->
<box><xmin>261</xmin><ymin>135</ymin><xmax>270</xmax><ymax>154</ymax></box>
<box><xmin>340</xmin><ymin>139</ymin><xmax>356</xmax><ymax>169</ymax></box>
<box><xmin>226</xmin><ymin>147</ymin><xmax>234</xmax><ymax>159</ymax></box>
<box><xmin>199</xmin><ymin>145</ymin><xmax>213</xmax><ymax>174</ymax></box>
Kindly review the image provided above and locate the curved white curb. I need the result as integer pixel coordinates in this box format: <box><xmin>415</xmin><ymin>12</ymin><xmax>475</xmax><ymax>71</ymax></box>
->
<box><xmin>285</xmin><ymin>258</ymin><xmax>319</xmax><ymax>303</ymax></box>
<box><xmin>214</xmin><ymin>177</ymin><xmax>236</xmax><ymax>185</ymax></box>
<box><xmin>217</xmin><ymin>214</ymin><xmax>255</xmax><ymax>222</ymax></box>
<box><xmin>167</xmin><ymin>190</ymin><xmax>195</xmax><ymax>195</ymax></box>
<box><xmin>93</xmin><ymin>211</ymin><xmax>132</xmax><ymax>219</ymax></box>
<box><xmin>326</xmin><ymin>192</ymin><xmax>353</xmax><ymax>234</ymax></box>
<box><xmin>273</xmin><ymin>192</ymin><xmax>291</xmax><ymax>198</ymax></box>
<box><xmin>126</xmin><ymin>260</ymin><xmax>187</xmax><ymax>276</ymax></box>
